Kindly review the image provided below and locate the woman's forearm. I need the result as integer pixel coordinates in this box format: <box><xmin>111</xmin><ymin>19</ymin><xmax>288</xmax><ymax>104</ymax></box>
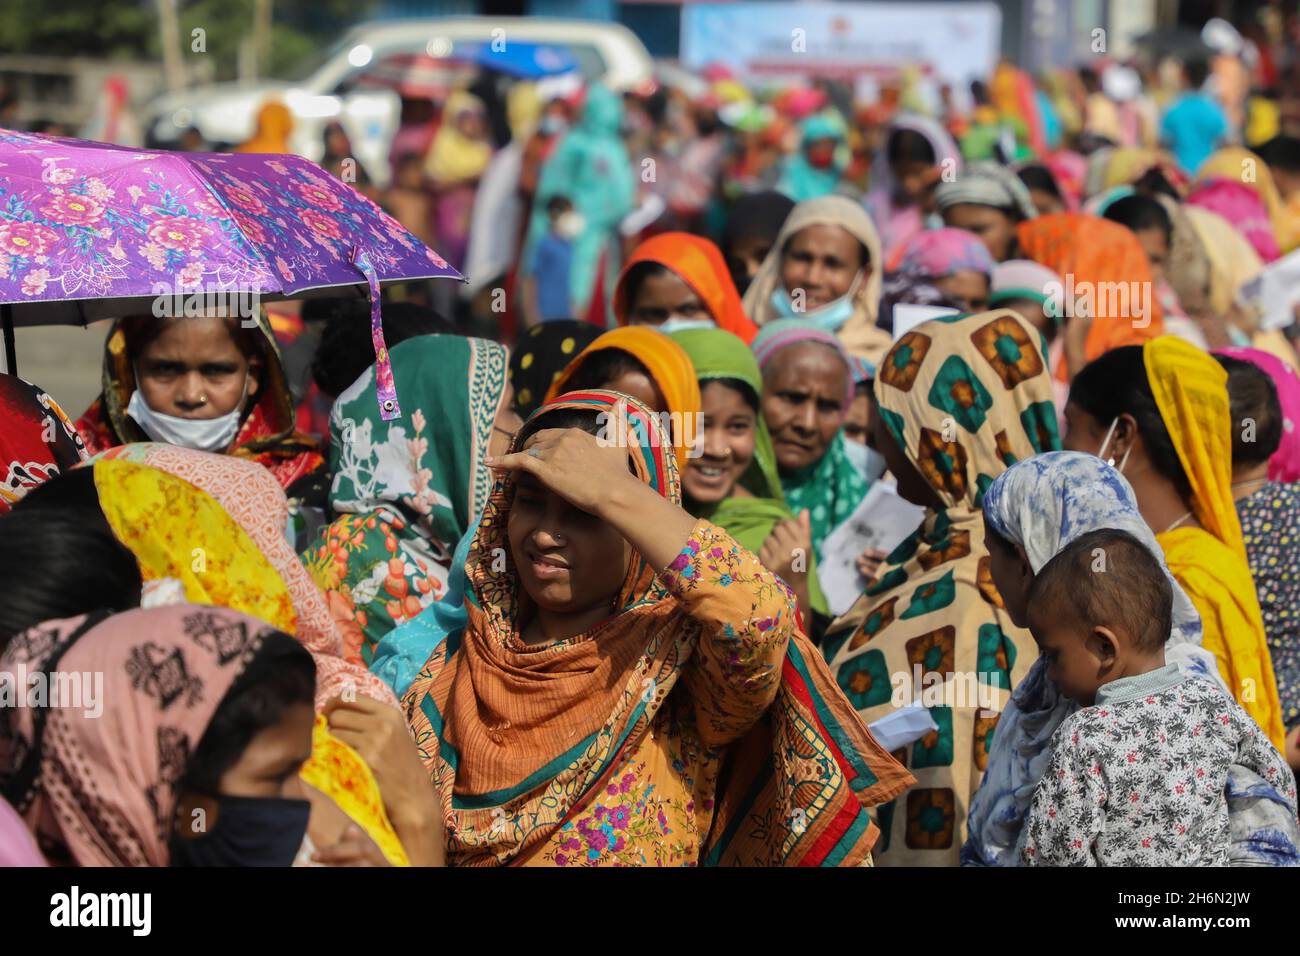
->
<box><xmin>596</xmin><ymin>475</ymin><xmax>698</xmax><ymax>571</ymax></box>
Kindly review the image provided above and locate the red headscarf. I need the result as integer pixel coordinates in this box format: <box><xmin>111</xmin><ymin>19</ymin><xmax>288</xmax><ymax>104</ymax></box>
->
<box><xmin>613</xmin><ymin>232</ymin><xmax>758</xmax><ymax>344</ymax></box>
<box><xmin>0</xmin><ymin>374</ymin><xmax>87</xmax><ymax>514</ymax></box>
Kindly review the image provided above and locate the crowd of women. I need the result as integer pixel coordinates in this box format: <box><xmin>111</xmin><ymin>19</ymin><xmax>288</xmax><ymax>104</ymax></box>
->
<box><xmin>3</xmin><ymin>18</ymin><xmax>1300</xmax><ymax>867</ymax></box>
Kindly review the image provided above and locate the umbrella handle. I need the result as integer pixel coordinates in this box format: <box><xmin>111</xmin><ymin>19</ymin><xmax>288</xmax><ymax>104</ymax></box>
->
<box><xmin>350</xmin><ymin>247</ymin><xmax>401</xmax><ymax>422</ymax></box>
<box><xmin>2</xmin><ymin>304</ymin><xmax>15</xmax><ymax>377</ymax></box>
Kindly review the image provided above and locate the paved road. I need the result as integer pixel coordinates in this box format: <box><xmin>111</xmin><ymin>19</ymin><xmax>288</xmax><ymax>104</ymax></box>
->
<box><xmin>6</xmin><ymin>321</ymin><xmax>111</xmax><ymax>416</ymax></box>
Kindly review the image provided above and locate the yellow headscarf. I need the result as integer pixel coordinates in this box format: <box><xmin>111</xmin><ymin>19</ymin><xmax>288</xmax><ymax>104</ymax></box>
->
<box><xmin>1196</xmin><ymin>147</ymin><xmax>1299</xmax><ymax>254</ymax></box>
<box><xmin>1094</xmin><ymin>146</ymin><xmax>1172</xmax><ymax>193</ymax></box>
<box><xmin>92</xmin><ymin>459</ymin><xmax>409</xmax><ymax>865</ymax></box>
<box><xmin>1183</xmin><ymin>205</ymin><xmax>1265</xmax><ymax>321</ymax></box>
<box><xmin>1144</xmin><ymin>338</ymin><xmax>1285</xmax><ymax>748</ymax></box>
<box><xmin>506</xmin><ymin>82</ymin><xmax>542</xmax><ymax>142</ymax></box>
<box><xmin>1143</xmin><ymin>338</ymin><xmax>1242</xmax><ymax>557</ymax></box>
<box><xmin>94</xmin><ymin>458</ymin><xmax>298</xmax><ymax>630</ymax></box>
<box><xmin>546</xmin><ymin>326</ymin><xmax>702</xmax><ymax>472</ymax></box>
<box><xmin>425</xmin><ymin>91</ymin><xmax>493</xmax><ymax>185</ymax></box>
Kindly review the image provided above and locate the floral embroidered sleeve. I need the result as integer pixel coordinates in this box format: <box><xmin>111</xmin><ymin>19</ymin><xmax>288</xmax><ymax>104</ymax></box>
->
<box><xmin>659</xmin><ymin>519</ymin><xmax>797</xmax><ymax>747</ymax></box>
<box><xmin>1019</xmin><ymin>714</ymin><xmax>1105</xmax><ymax>867</ymax></box>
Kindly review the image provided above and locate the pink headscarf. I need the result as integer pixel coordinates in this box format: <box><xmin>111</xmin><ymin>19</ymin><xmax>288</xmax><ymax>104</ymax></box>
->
<box><xmin>1214</xmin><ymin>347</ymin><xmax>1300</xmax><ymax>483</ymax></box>
<box><xmin>897</xmin><ymin>227</ymin><xmax>997</xmax><ymax>280</ymax></box>
<box><xmin>1186</xmin><ymin>180</ymin><xmax>1282</xmax><ymax>263</ymax></box>
<box><xmin>0</xmin><ymin>606</ymin><xmax>293</xmax><ymax>866</ymax></box>
<box><xmin>91</xmin><ymin>444</ymin><xmax>399</xmax><ymax>711</ymax></box>
<box><xmin>1043</xmin><ymin>151</ymin><xmax>1087</xmax><ymax>211</ymax></box>
<box><xmin>750</xmin><ymin>318</ymin><xmax>856</xmax><ymax>408</ymax></box>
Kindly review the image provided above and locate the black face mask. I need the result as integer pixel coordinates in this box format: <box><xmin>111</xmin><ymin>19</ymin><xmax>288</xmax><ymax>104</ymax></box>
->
<box><xmin>169</xmin><ymin>795</ymin><xmax>310</xmax><ymax>867</ymax></box>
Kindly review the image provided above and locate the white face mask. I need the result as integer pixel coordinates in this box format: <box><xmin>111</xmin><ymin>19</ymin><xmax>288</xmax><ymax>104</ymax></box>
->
<box><xmin>126</xmin><ymin>377</ymin><xmax>247</xmax><ymax>453</ymax></box>
<box><xmin>554</xmin><ymin>211</ymin><xmax>585</xmax><ymax>241</ymax></box>
<box><xmin>656</xmin><ymin>316</ymin><xmax>716</xmax><ymax>336</ymax></box>
<box><xmin>842</xmin><ymin>435</ymin><xmax>887</xmax><ymax>484</ymax></box>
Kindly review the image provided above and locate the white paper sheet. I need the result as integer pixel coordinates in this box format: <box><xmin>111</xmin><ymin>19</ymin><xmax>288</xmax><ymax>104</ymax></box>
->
<box><xmin>891</xmin><ymin>303</ymin><xmax>961</xmax><ymax>340</ymax></box>
<box><xmin>867</xmin><ymin>701</ymin><xmax>940</xmax><ymax>752</ymax></box>
<box><xmin>817</xmin><ymin>481</ymin><xmax>927</xmax><ymax>616</ymax></box>
<box><xmin>1238</xmin><ymin>247</ymin><xmax>1300</xmax><ymax>331</ymax></box>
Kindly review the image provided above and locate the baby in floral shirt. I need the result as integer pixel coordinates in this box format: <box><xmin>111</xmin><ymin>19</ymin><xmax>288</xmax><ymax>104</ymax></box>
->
<box><xmin>1017</xmin><ymin>529</ymin><xmax>1296</xmax><ymax>867</ymax></box>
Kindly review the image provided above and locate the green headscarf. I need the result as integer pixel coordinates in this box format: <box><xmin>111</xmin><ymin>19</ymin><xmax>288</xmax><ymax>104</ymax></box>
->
<box><xmin>302</xmin><ymin>334</ymin><xmax>508</xmax><ymax>662</ymax></box>
<box><xmin>672</xmin><ymin>328</ymin><xmax>827</xmax><ymax>614</ymax></box>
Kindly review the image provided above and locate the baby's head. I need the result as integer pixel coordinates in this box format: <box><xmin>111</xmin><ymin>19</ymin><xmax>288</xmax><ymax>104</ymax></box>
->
<box><xmin>1026</xmin><ymin>528</ymin><xmax>1171</xmax><ymax>706</ymax></box>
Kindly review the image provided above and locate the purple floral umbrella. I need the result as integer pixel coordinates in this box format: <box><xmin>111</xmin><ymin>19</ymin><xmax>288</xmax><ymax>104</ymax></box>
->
<box><xmin>0</xmin><ymin>128</ymin><xmax>463</xmax><ymax>421</ymax></box>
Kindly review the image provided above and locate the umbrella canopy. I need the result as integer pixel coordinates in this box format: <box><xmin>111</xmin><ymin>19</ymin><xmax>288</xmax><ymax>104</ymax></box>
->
<box><xmin>0</xmin><ymin>128</ymin><xmax>462</xmax><ymax>419</ymax></box>
<box><xmin>469</xmin><ymin>41</ymin><xmax>578</xmax><ymax>79</ymax></box>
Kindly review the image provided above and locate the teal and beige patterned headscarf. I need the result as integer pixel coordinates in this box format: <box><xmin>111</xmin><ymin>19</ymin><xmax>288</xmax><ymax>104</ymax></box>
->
<box><xmin>302</xmin><ymin>334</ymin><xmax>508</xmax><ymax>664</ymax></box>
<box><xmin>822</xmin><ymin>308</ymin><xmax>1060</xmax><ymax>865</ymax></box>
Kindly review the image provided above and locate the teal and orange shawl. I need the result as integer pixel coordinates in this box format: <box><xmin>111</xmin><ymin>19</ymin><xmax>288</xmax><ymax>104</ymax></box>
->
<box><xmin>400</xmin><ymin>389</ymin><xmax>912</xmax><ymax>866</ymax></box>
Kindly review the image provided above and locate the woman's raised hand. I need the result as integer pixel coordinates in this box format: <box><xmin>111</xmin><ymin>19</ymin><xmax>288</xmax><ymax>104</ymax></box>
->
<box><xmin>322</xmin><ymin>694</ymin><xmax>446</xmax><ymax>866</ymax></box>
<box><xmin>485</xmin><ymin>407</ymin><xmax>642</xmax><ymax>518</ymax></box>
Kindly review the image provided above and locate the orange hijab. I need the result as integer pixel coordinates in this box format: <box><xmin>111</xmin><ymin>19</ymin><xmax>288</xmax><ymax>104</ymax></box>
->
<box><xmin>613</xmin><ymin>232</ymin><xmax>758</xmax><ymax>344</ymax></box>
<box><xmin>1017</xmin><ymin>213</ymin><xmax>1164</xmax><ymax>376</ymax></box>
<box><xmin>545</xmin><ymin>326</ymin><xmax>702</xmax><ymax>472</ymax></box>
<box><xmin>236</xmin><ymin>100</ymin><xmax>294</xmax><ymax>154</ymax></box>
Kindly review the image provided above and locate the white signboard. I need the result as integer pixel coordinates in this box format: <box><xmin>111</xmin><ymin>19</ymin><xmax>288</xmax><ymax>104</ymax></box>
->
<box><xmin>681</xmin><ymin>3</ymin><xmax>1003</xmax><ymax>89</ymax></box>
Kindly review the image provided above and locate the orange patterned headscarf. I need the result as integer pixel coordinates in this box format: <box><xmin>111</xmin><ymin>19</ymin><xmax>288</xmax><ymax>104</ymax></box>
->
<box><xmin>613</xmin><ymin>232</ymin><xmax>758</xmax><ymax>343</ymax></box>
<box><xmin>1017</xmin><ymin>213</ymin><xmax>1164</xmax><ymax>376</ymax></box>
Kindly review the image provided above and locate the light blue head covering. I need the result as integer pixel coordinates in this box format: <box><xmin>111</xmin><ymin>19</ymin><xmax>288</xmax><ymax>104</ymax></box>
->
<box><xmin>963</xmin><ymin>451</ymin><xmax>1227</xmax><ymax>866</ymax></box>
<box><xmin>369</xmin><ymin>518</ymin><xmax>476</xmax><ymax>699</ymax></box>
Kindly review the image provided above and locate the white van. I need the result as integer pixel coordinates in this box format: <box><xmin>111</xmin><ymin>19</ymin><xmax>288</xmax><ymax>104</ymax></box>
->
<box><xmin>142</xmin><ymin>17</ymin><xmax>653</xmax><ymax>187</ymax></box>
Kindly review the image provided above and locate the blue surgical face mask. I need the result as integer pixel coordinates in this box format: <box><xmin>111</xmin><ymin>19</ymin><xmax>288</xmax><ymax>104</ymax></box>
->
<box><xmin>842</xmin><ymin>435</ymin><xmax>887</xmax><ymax>484</ymax></box>
<box><xmin>656</xmin><ymin>316</ymin><xmax>716</xmax><ymax>336</ymax></box>
<box><xmin>769</xmin><ymin>272</ymin><xmax>864</xmax><ymax>334</ymax></box>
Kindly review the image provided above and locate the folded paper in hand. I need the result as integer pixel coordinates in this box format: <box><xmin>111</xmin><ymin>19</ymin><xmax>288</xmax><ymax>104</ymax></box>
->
<box><xmin>817</xmin><ymin>481</ymin><xmax>926</xmax><ymax>616</ymax></box>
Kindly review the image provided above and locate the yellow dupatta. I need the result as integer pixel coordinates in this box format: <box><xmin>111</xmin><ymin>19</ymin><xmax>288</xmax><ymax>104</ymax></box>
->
<box><xmin>92</xmin><ymin>459</ymin><xmax>409</xmax><ymax>864</ymax></box>
<box><xmin>1143</xmin><ymin>339</ymin><xmax>1286</xmax><ymax>748</ymax></box>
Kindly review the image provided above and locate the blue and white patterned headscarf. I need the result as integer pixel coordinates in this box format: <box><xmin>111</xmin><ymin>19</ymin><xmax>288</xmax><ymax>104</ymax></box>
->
<box><xmin>964</xmin><ymin>451</ymin><xmax>1228</xmax><ymax>866</ymax></box>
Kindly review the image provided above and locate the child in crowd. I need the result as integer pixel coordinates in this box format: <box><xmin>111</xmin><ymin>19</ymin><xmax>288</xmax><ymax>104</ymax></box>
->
<box><xmin>525</xmin><ymin>194</ymin><xmax>580</xmax><ymax>325</ymax></box>
<box><xmin>1018</xmin><ymin>528</ymin><xmax>1295</xmax><ymax>867</ymax></box>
